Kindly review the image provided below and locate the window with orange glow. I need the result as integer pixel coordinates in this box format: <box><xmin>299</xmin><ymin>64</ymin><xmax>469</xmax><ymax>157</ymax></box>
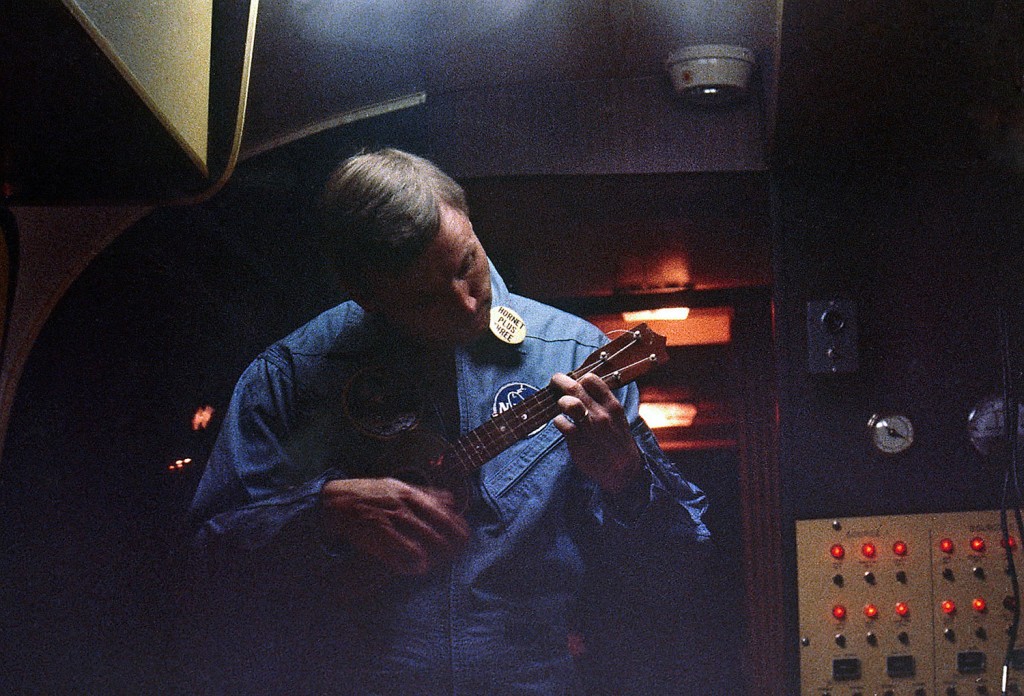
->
<box><xmin>589</xmin><ymin>306</ymin><xmax>733</xmax><ymax>347</ymax></box>
<box><xmin>638</xmin><ymin>402</ymin><xmax>698</xmax><ymax>429</ymax></box>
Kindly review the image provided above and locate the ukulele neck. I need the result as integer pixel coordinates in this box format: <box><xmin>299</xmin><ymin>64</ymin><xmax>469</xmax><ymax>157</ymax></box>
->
<box><xmin>442</xmin><ymin>324</ymin><xmax>667</xmax><ymax>479</ymax></box>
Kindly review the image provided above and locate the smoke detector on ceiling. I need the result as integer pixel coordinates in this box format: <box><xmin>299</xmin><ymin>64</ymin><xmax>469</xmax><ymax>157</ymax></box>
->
<box><xmin>665</xmin><ymin>44</ymin><xmax>756</xmax><ymax>106</ymax></box>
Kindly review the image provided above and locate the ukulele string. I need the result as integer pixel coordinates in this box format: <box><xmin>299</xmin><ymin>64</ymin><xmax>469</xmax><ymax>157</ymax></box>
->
<box><xmin>448</xmin><ymin>337</ymin><xmax>655</xmax><ymax>474</ymax></box>
<box><xmin>492</xmin><ymin>334</ymin><xmax>645</xmax><ymax>448</ymax></box>
<box><xmin>459</xmin><ymin>351</ymin><xmax>657</xmax><ymax>472</ymax></box>
<box><xmin>566</xmin><ymin>333</ymin><xmax>641</xmax><ymax>382</ymax></box>
<box><xmin>520</xmin><ymin>355</ymin><xmax>658</xmax><ymax>427</ymax></box>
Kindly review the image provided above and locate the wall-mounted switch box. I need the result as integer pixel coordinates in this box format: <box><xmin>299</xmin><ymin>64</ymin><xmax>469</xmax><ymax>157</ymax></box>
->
<box><xmin>807</xmin><ymin>299</ymin><xmax>858</xmax><ymax>374</ymax></box>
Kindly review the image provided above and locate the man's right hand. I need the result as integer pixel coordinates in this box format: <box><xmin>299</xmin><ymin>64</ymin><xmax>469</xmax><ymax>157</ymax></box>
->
<box><xmin>321</xmin><ymin>477</ymin><xmax>470</xmax><ymax>576</ymax></box>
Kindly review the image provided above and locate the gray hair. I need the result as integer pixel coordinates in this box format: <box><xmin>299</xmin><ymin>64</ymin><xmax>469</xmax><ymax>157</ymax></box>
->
<box><xmin>317</xmin><ymin>148</ymin><xmax>469</xmax><ymax>286</ymax></box>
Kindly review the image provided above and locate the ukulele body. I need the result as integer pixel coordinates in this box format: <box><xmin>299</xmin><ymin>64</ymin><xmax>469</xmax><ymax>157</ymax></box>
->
<box><xmin>371</xmin><ymin>428</ymin><xmax>473</xmax><ymax>509</ymax></box>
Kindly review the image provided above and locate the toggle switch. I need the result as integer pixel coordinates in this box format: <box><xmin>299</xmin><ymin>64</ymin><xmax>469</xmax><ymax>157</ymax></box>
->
<box><xmin>807</xmin><ymin>299</ymin><xmax>858</xmax><ymax>374</ymax></box>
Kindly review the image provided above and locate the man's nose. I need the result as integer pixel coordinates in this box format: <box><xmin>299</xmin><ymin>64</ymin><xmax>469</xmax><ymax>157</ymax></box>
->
<box><xmin>453</xmin><ymin>282</ymin><xmax>478</xmax><ymax>315</ymax></box>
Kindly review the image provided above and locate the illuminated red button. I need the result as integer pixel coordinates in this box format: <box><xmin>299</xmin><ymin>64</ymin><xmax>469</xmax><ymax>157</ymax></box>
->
<box><xmin>1003</xmin><ymin>536</ymin><xmax>1018</xmax><ymax>550</ymax></box>
<box><xmin>941</xmin><ymin>600</ymin><xmax>956</xmax><ymax>615</ymax></box>
<box><xmin>970</xmin><ymin>537</ymin><xmax>987</xmax><ymax>553</ymax></box>
<box><xmin>832</xmin><ymin>605</ymin><xmax>847</xmax><ymax>620</ymax></box>
<box><xmin>830</xmin><ymin>544</ymin><xmax>845</xmax><ymax>560</ymax></box>
<box><xmin>939</xmin><ymin>538</ymin><xmax>955</xmax><ymax>554</ymax></box>
<box><xmin>972</xmin><ymin>598</ymin><xmax>987</xmax><ymax>613</ymax></box>
<box><xmin>892</xmin><ymin>540</ymin><xmax>908</xmax><ymax>556</ymax></box>
<box><xmin>864</xmin><ymin>604</ymin><xmax>879</xmax><ymax>619</ymax></box>
<box><xmin>895</xmin><ymin>602</ymin><xmax>910</xmax><ymax>617</ymax></box>
<box><xmin>861</xmin><ymin>542</ymin><xmax>877</xmax><ymax>558</ymax></box>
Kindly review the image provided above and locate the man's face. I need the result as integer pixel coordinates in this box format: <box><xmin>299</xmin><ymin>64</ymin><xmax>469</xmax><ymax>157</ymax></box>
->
<box><xmin>356</xmin><ymin>204</ymin><xmax>493</xmax><ymax>347</ymax></box>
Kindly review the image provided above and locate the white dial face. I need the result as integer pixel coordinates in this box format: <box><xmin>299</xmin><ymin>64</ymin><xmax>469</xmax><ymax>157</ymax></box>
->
<box><xmin>871</xmin><ymin>414</ymin><xmax>914</xmax><ymax>454</ymax></box>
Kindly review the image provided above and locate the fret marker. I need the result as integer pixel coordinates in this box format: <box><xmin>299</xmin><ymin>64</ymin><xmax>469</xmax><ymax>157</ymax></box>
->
<box><xmin>491</xmin><ymin>381</ymin><xmax>544</xmax><ymax>438</ymax></box>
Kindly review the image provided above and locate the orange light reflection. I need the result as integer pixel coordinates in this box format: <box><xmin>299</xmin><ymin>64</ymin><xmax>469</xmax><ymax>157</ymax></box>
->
<box><xmin>638</xmin><ymin>402</ymin><xmax>698</xmax><ymax>429</ymax></box>
<box><xmin>192</xmin><ymin>405</ymin><xmax>215</xmax><ymax>431</ymax></box>
<box><xmin>591</xmin><ymin>306</ymin><xmax>732</xmax><ymax>346</ymax></box>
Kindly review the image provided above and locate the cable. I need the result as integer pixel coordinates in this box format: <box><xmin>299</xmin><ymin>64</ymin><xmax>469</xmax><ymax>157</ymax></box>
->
<box><xmin>999</xmin><ymin>304</ymin><xmax>1022</xmax><ymax>695</ymax></box>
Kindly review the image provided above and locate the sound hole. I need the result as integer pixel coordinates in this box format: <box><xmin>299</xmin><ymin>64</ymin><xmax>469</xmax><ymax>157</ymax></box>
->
<box><xmin>390</xmin><ymin>465</ymin><xmax>434</xmax><ymax>489</ymax></box>
<box><xmin>376</xmin><ymin>428</ymin><xmax>450</xmax><ymax>486</ymax></box>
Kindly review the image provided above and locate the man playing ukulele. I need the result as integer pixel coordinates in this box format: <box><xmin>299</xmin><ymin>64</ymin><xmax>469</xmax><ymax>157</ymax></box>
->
<box><xmin>186</xmin><ymin>149</ymin><xmax>710</xmax><ymax>695</ymax></box>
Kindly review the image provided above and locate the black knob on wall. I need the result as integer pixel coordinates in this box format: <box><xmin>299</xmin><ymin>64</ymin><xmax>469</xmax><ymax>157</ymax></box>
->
<box><xmin>807</xmin><ymin>299</ymin><xmax>859</xmax><ymax>374</ymax></box>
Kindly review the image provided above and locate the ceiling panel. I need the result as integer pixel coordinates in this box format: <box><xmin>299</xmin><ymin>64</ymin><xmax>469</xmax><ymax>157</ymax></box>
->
<box><xmin>3</xmin><ymin>0</ymin><xmax>779</xmax><ymax>203</ymax></box>
<box><xmin>241</xmin><ymin>0</ymin><xmax>779</xmax><ymax>175</ymax></box>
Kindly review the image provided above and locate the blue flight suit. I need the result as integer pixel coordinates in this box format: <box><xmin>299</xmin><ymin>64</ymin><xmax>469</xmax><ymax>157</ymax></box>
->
<box><xmin>185</xmin><ymin>263</ymin><xmax>710</xmax><ymax>695</ymax></box>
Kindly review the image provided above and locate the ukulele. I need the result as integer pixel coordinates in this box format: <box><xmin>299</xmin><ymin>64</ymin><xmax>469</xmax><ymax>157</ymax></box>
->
<box><xmin>373</xmin><ymin>324</ymin><xmax>669</xmax><ymax>507</ymax></box>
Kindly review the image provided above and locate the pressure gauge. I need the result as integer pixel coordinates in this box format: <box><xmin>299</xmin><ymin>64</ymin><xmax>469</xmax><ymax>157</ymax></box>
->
<box><xmin>868</xmin><ymin>413</ymin><xmax>914</xmax><ymax>454</ymax></box>
<box><xmin>967</xmin><ymin>394</ymin><xmax>1024</xmax><ymax>457</ymax></box>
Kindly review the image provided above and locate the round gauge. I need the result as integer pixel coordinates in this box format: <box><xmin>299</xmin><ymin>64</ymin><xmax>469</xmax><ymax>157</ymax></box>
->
<box><xmin>967</xmin><ymin>394</ymin><xmax>1024</xmax><ymax>457</ymax></box>
<box><xmin>868</xmin><ymin>413</ymin><xmax>914</xmax><ymax>454</ymax></box>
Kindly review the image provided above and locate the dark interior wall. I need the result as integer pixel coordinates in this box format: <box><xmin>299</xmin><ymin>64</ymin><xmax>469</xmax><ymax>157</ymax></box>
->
<box><xmin>772</xmin><ymin>168</ymin><xmax>1024</xmax><ymax>690</ymax></box>
<box><xmin>0</xmin><ymin>183</ymin><xmax>343</xmax><ymax>695</ymax></box>
<box><xmin>775</xmin><ymin>170</ymin><xmax>1024</xmax><ymax>522</ymax></box>
<box><xmin>462</xmin><ymin>172</ymin><xmax>771</xmax><ymax>300</ymax></box>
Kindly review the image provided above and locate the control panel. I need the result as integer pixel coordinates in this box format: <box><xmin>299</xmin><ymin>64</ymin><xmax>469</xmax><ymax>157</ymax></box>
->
<box><xmin>797</xmin><ymin>511</ymin><xmax>1024</xmax><ymax>695</ymax></box>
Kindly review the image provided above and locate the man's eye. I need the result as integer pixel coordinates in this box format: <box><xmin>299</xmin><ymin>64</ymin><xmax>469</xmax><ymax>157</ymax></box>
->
<box><xmin>456</xmin><ymin>252</ymin><xmax>475</xmax><ymax>279</ymax></box>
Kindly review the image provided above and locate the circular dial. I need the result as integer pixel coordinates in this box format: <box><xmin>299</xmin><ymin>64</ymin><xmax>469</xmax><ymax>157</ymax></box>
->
<box><xmin>967</xmin><ymin>394</ymin><xmax>1024</xmax><ymax>457</ymax></box>
<box><xmin>868</xmin><ymin>413</ymin><xmax>914</xmax><ymax>454</ymax></box>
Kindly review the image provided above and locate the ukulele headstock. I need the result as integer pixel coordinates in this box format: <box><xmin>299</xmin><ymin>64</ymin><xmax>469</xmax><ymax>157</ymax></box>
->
<box><xmin>575</xmin><ymin>323</ymin><xmax>669</xmax><ymax>388</ymax></box>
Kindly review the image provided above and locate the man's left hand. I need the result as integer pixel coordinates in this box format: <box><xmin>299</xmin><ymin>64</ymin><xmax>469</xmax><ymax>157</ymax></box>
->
<box><xmin>551</xmin><ymin>372</ymin><xmax>643</xmax><ymax>495</ymax></box>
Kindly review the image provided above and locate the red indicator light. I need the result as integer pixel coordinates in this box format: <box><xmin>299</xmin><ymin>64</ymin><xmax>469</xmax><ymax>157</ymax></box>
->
<box><xmin>830</xmin><ymin>544</ymin><xmax>845</xmax><ymax>560</ymax></box>
<box><xmin>1003</xmin><ymin>536</ymin><xmax>1018</xmax><ymax>550</ymax></box>
<box><xmin>939</xmin><ymin>538</ymin><xmax>955</xmax><ymax>554</ymax></box>
<box><xmin>941</xmin><ymin>600</ymin><xmax>956</xmax><ymax>615</ymax></box>
<box><xmin>861</xmin><ymin>542</ymin><xmax>877</xmax><ymax>558</ymax></box>
<box><xmin>970</xmin><ymin>537</ymin><xmax>987</xmax><ymax>553</ymax></box>
<box><xmin>832</xmin><ymin>605</ymin><xmax>847</xmax><ymax>620</ymax></box>
<box><xmin>893</xmin><ymin>540</ymin><xmax>908</xmax><ymax>556</ymax></box>
<box><xmin>973</xmin><ymin>598</ymin><xmax>987</xmax><ymax>613</ymax></box>
<box><xmin>895</xmin><ymin>602</ymin><xmax>910</xmax><ymax>617</ymax></box>
<box><xmin>864</xmin><ymin>604</ymin><xmax>879</xmax><ymax>619</ymax></box>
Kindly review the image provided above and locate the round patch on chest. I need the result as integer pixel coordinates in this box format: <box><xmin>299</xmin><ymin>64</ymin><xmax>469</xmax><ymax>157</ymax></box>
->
<box><xmin>492</xmin><ymin>381</ymin><xmax>545</xmax><ymax>436</ymax></box>
<box><xmin>492</xmin><ymin>381</ymin><xmax>539</xmax><ymax>416</ymax></box>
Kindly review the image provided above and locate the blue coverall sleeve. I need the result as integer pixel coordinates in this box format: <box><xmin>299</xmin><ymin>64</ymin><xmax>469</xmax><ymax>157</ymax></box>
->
<box><xmin>583</xmin><ymin>381</ymin><xmax>711</xmax><ymax>545</ymax></box>
<box><xmin>187</xmin><ymin>353</ymin><xmax>342</xmax><ymax>556</ymax></box>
